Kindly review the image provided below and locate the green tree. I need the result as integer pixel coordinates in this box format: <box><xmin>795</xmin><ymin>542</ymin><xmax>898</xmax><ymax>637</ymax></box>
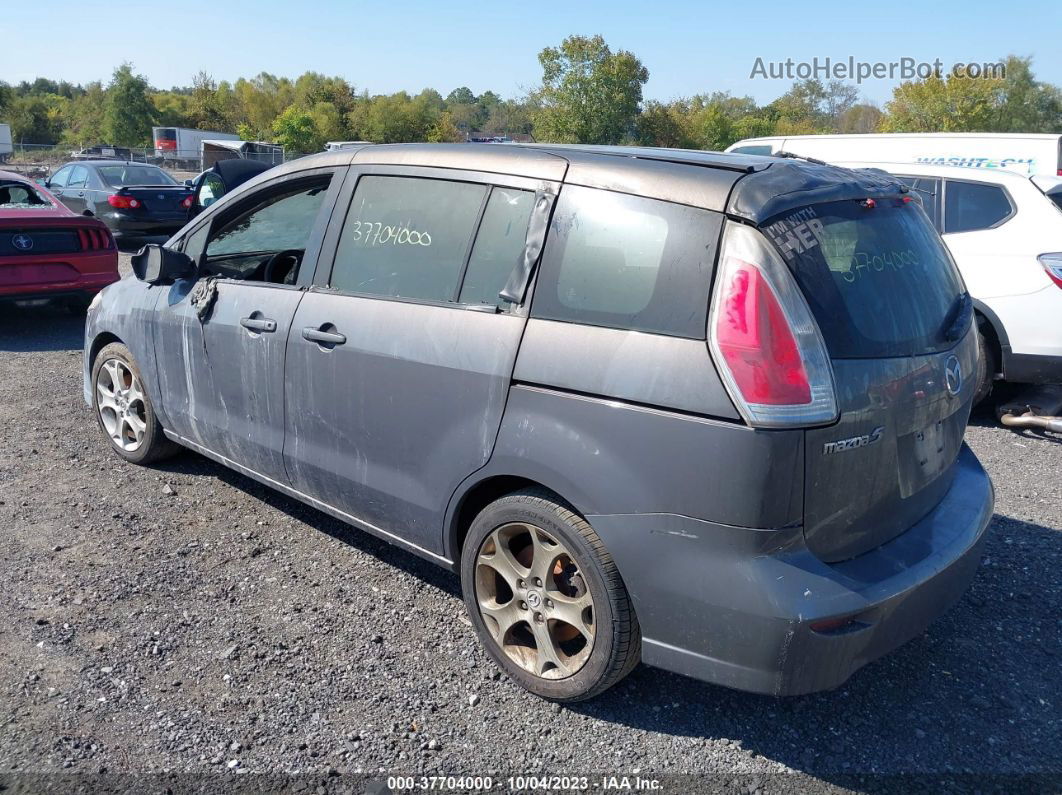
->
<box><xmin>308</xmin><ymin>101</ymin><xmax>347</xmax><ymax>144</ymax></box>
<box><xmin>427</xmin><ymin>111</ymin><xmax>464</xmax><ymax>142</ymax></box>
<box><xmin>636</xmin><ymin>100</ymin><xmax>688</xmax><ymax>148</ymax></box>
<box><xmin>272</xmin><ymin>106</ymin><xmax>320</xmax><ymax>153</ymax></box>
<box><xmin>993</xmin><ymin>55</ymin><xmax>1062</xmax><ymax>132</ymax></box>
<box><xmin>9</xmin><ymin>94</ymin><xmax>66</xmax><ymax>144</ymax></box>
<box><xmin>103</xmin><ymin>63</ymin><xmax>156</xmax><ymax>146</ymax></box>
<box><xmin>838</xmin><ymin>103</ymin><xmax>884</xmax><ymax>133</ymax></box>
<box><xmin>446</xmin><ymin>86</ymin><xmax>476</xmax><ymax>106</ymax></box>
<box><xmin>189</xmin><ymin>71</ymin><xmax>229</xmax><ymax>131</ymax></box>
<box><xmin>64</xmin><ymin>82</ymin><xmax>109</xmax><ymax>144</ymax></box>
<box><xmin>532</xmin><ymin>34</ymin><xmax>648</xmax><ymax>144</ymax></box>
<box><xmin>882</xmin><ymin>73</ymin><xmax>1004</xmax><ymax>132</ymax></box>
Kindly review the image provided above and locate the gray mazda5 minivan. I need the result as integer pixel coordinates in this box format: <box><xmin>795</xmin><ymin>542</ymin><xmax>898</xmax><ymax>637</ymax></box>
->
<box><xmin>84</xmin><ymin>143</ymin><xmax>994</xmax><ymax>701</ymax></box>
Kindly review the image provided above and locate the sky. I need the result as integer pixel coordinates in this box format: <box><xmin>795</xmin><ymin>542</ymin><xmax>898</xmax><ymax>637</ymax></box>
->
<box><xmin>3</xmin><ymin>0</ymin><xmax>1060</xmax><ymax>106</ymax></box>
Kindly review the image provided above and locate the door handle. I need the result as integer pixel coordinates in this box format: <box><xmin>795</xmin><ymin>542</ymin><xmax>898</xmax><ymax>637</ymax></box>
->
<box><xmin>302</xmin><ymin>326</ymin><xmax>346</xmax><ymax>346</ymax></box>
<box><xmin>240</xmin><ymin>316</ymin><xmax>277</xmax><ymax>333</ymax></box>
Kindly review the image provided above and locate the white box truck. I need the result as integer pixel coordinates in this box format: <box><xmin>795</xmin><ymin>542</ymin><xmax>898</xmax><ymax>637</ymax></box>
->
<box><xmin>725</xmin><ymin>133</ymin><xmax>1062</xmax><ymax>178</ymax></box>
<box><xmin>153</xmin><ymin>126</ymin><xmax>239</xmax><ymax>169</ymax></box>
<box><xmin>0</xmin><ymin>123</ymin><xmax>12</xmax><ymax>163</ymax></box>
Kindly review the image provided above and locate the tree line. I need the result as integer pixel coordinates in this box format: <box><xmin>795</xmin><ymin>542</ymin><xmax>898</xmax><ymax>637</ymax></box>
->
<box><xmin>1</xmin><ymin>36</ymin><xmax>1059</xmax><ymax>155</ymax></box>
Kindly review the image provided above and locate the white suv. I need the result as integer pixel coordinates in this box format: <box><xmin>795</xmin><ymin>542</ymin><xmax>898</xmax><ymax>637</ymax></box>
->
<box><xmin>837</xmin><ymin>161</ymin><xmax>1062</xmax><ymax>401</ymax></box>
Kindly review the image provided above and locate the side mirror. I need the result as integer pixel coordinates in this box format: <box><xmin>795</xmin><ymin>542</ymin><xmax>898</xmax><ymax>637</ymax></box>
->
<box><xmin>131</xmin><ymin>244</ymin><xmax>195</xmax><ymax>284</ymax></box>
<box><xmin>184</xmin><ymin>179</ymin><xmax>194</xmax><ymax>188</ymax></box>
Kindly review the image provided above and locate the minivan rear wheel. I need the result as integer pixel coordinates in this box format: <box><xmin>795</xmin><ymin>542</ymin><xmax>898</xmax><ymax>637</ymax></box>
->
<box><xmin>460</xmin><ymin>489</ymin><xmax>640</xmax><ymax>701</ymax></box>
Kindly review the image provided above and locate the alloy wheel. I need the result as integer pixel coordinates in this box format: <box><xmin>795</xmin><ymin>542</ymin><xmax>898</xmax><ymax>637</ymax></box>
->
<box><xmin>96</xmin><ymin>358</ymin><xmax>148</xmax><ymax>452</ymax></box>
<box><xmin>474</xmin><ymin>522</ymin><xmax>595</xmax><ymax>679</ymax></box>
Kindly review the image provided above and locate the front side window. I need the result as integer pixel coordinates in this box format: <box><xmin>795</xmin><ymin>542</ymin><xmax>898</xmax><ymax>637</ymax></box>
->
<box><xmin>202</xmin><ymin>178</ymin><xmax>332</xmax><ymax>281</ymax></box>
<box><xmin>944</xmin><ymin>180</ymin><xmax>1013</xmax><ymax>234</ymax></box>
<box><xmin>49</xmin><ymin>166</ymin><xmax>71</xmax><ymax>188</ymax></box>
<box><xmin>330</xmin><ymin>176</ymin><xmax>487</xmax><ymax>302</ymax></box>
<box><xmin>531</xmin><ymin>186</ymin><xmax>723</xmax><ymax>338</ymax></box>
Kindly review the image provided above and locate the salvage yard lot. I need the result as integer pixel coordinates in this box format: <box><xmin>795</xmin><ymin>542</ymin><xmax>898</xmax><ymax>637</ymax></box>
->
<box><xmin>0</xmin><ymin>273</ymin><xmax>1059</xmax><ymax>789</ymax></box>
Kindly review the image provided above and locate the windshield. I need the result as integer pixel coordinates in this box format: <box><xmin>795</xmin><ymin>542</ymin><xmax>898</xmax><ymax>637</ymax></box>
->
<box><xmin>762</xmin><ymin>198</ymin><xmax>965</xmax><ymax>358</ymax></box>
<box><xmin>0</xmin><ymin>180</ymin><xmax>54</xmax><ymax>209</ymax></box>
<box><xmin>98</xmin><ymin>165</ymin><xmax>178</xmax><ymax>188</ymax></box>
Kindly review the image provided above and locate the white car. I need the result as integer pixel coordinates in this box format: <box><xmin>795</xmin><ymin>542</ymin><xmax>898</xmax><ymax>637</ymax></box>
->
<box><xmin>836</xmin><ymin>160</ymin><xmax>1062</xmax><ymax>401</ymax></box>
<box><xmin>726</xmin><ymin>133</ymin><xmax>1062</xmax><ymax>179</ymax></box>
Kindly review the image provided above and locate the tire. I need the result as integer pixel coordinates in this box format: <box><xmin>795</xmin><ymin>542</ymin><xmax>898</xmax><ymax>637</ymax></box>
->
<box><xmin>460</xmin><ymin>489</ymin><xmax>641</xmax><ymax>701</ymax></box>
<box><xmin>973</xmin><ymin>322</ymin><xmax>996</xmax><ymax>406</ymax></box>
<box><xmin>63</xmin><ymin>295</ymin><xmax>90</xmax><ymax>315</ymax></box>
<box><xmin>91</xmin><ymin>342</ymin><xmax>179</xmax><ymax>465</ymax></box>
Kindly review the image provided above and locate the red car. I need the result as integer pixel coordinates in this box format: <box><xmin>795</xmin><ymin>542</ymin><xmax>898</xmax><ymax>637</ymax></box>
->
<box><xmin>0</xmin><ymin>169</ymin><xmax>119</xmax><ymax>308</ymax></box>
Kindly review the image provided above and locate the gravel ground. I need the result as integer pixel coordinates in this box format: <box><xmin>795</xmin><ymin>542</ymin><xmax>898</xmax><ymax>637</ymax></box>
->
<box><xmin>0</xmin><ymin>254</ymin><xmax>1059</xmax><ymax>792</ymax></box>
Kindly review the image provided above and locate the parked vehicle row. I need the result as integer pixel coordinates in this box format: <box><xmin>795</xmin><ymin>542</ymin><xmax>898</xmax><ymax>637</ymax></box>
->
<box><xmin>42</xmin><ymin>160</ymin><xmax>193</xmax><ymax>240</ymax></box>
<box><xmin>84</xmin><ymin>143</ymin><xmax>993</xmax><ymax>701</ymax></box>
<box><xmin>0</xmin><ymin>170</ymin><xmax>119</xmax><ymax>307</ymax></box>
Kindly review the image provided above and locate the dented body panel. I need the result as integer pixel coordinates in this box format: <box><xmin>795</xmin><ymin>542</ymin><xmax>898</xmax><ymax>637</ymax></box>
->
<box><xmin>83</xmin><ymin>144</ymin><xmax>995</xmax><ymax>697</ymax></box>
<box><xmin>284</xmin><ymin>290</ymin><xmax>527</xmax><ymax>552</ymax></box>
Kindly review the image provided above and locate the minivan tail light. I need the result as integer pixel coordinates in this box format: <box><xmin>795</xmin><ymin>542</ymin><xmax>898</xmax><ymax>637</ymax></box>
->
<box><xmin>1038</xmin><ymin>253</ymin><xmax>1062</xmax><ymax>289</ymax></box>
<box><xmin>709</xmin><ymin>222</ymin><xmax>837</xmax><ymax>427</ymax></box>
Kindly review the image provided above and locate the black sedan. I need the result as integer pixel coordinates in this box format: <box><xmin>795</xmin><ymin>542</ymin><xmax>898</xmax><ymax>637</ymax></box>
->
<box><xmin>44</xmin><ymin>160</ymin><xmax>193</xmax><ymax>240</ymax></box>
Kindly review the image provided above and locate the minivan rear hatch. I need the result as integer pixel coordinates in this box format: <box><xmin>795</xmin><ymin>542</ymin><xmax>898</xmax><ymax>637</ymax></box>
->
<box><xmin>731</xmin><ymin>162</ymin><xmax>975</xmax><ymax>562</ymax></box>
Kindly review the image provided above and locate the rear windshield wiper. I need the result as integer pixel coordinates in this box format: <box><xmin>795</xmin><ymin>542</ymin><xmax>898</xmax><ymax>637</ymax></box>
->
<box><xmin>773</xmin><ymin>150</ymin><xmax>829</xmax><ymax>166</ymax></box>
<box><xmin>942</xmin><ymin>291</ymin><xmax>972</xmax><ymax>342</ymax></box>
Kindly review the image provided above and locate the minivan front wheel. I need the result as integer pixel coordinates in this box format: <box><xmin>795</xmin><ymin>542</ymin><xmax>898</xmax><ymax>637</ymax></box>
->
<box><xmin>460</xmin><ymin>490</ymin><xmax>640</xmax><ymax>701</ymax></box>
<box><xmin>92</xmin><ymin>342</ymin><xmax>178</xmax><ymax>465</ymax></box>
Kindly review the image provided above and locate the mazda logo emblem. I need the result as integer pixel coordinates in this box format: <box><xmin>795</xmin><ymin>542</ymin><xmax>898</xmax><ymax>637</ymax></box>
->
<box><xmin>11</xmin><ymin>233</ymin><xmax>33</xmax><ymax>251</ymax></box>
<box><xmin>944</xmin><ymin>355</ymin><xmax>962</xmax><ymax>397</ymax></box>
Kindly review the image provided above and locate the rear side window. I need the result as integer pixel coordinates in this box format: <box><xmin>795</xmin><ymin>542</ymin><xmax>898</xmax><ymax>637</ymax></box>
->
<box><xmin>331</xmin><ymin>176</ymin><xmax>487</xmax><ymax>302</ymax></box>
<box><xmin>68</xmin><ymin>166</ymin><xmax>89</xmax><ymax>189</ymax></box>
<box><xmin>0</xmin><ymin>180</ymin><xmax>51</xmax><ymax>208</ymax></box>
<box><xmin>944</xmin><ymin>180</ymin><xmax>1012</xmax><ymax>233</ymax></box>
<box><xmin>531</xmin><ymin>186</ymin><xmax>722</xmax><ymax>338</ymax></box>
<box><xmin>765</xmin><ymin>199</ymin><xmax>964</xmax><ymax>358</ymax></box>
<box><xmin>458</xmin><ymin>187</ymin><xmax>535</xmax><ymax>308</ymax></box>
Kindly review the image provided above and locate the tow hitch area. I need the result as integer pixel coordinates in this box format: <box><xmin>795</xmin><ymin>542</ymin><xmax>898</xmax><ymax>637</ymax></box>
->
<box><xmin>997</xmin><ymin>384</ymin><xmax>1062</xmax><ymax>433</ymax></box>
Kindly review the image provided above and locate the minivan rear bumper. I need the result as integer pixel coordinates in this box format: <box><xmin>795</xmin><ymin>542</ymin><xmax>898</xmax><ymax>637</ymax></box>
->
<box><xmin>587</xmin><ymin>443</ymin><xmax>994</xmax><ymax>696</ymax></box>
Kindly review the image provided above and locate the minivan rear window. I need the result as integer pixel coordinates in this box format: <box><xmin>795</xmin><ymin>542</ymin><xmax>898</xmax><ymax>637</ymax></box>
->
<box><xmin>763</xmin><ymin>199</ymin><xmax>964</xmax><ymax>359</ymax></box>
